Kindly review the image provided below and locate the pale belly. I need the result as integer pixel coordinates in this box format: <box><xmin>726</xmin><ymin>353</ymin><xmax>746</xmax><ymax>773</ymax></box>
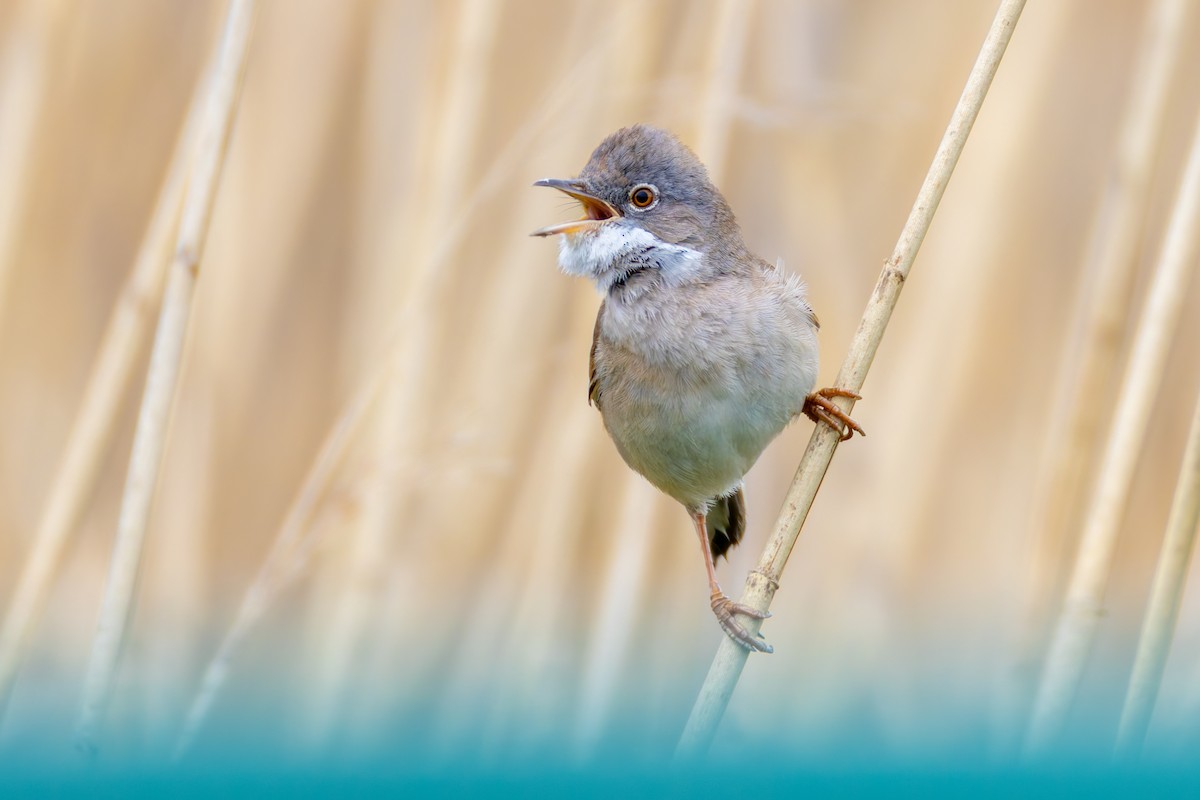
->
<box><xmin>599</xmin><ymin>363</ymin><xmax>811</xmax><ymax>510</ymax></box>
<box><xmin>591</xmin><ymin>264</ymin><xmax>820</xmax><ymax>510</ymax></box>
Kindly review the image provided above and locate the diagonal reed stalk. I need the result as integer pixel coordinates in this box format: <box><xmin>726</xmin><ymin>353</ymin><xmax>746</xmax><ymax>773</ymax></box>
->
<box><xmin>1115</xmin><ymin>387</ymin><xmax>1200</xmax><ymax>759</ymax></box>
<box><xmin>171</xmin><ymin>358</ymin><xmax>387</xmax><ymax>761</ymax></box>
<box><xmin>72</xmin><ymin>0</ymin><xmax>256</xmax><ymax>754</ymax></box>
<box><xmin>0</xmin><ymin>41</ymin><xmax>212</xmax><ymax>725</ymax></box>
<box><xmin>675</xmin><ymin>0</ymin><xmax>1027</xmax><ymax>758</ymax></box>
<box><xmin>1024</xmin><ymin>101</ymin><xmax>1200</xmax><ymax>757</ymax></box>
<box><xmin>1007</xmin><ymin>0</ymin><xmax>1193</xmax><ymax>744</ymax></box>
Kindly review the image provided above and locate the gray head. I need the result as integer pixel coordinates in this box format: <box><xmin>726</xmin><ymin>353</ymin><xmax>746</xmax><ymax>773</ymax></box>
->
<box><xmin>533</xmin><ymin>125</ymin><xmax>746</xmax><ymax>291</ymax></box>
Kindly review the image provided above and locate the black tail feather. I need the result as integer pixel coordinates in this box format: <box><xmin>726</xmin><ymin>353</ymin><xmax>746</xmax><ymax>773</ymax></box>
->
<box><xmin>708</xmin><ymin>486</ymin><xmax>746</xmax><ymax>561</ymax></box>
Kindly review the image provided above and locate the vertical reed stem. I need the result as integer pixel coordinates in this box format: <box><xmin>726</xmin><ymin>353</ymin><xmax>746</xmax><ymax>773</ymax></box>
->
<box><xmin>0</xmin><ymin>48</ymin><xmax>210</xmax><ymax>724</ymax></box>
<box><xmin>172</xmin><ymin>41</ymin><xmax>601</xmax><ymax>756</ymax></box>
<box><xmin>675</xmin><ymin>0</ymin><xmax>1027</xmax><ymax>758</ymax></box>
<box><xmin>1009</xmin><ymin>0</ymin><xmax>1193</xmax><ymax>741</ymax></box>
<box><xmin>73</xmin><ymin>0</ymin><xmax>256</xmax><ymax>754</ymax></box>
<box><xmin>1115</xmin><ymin>390</ymin><xmax>1200</xmax><ymax>759</ymax></box>
<box><xmin>1025</xmin><ymin>103</ymin><xmax>1200</xmax><ymax>757</ymax></box>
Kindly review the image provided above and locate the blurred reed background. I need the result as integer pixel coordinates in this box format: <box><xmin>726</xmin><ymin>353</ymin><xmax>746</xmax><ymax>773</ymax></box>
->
<box><xmin>1</xmin><ymin>0</ymin><xmax>1200</xmax><ymax>776</ymax></box>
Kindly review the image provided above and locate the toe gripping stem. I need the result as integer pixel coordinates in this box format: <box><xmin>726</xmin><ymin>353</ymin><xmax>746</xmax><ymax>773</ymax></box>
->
<box><xmin>804</xmin><ymin>387</ymin><xmax>865</xmax><ymax>442</ymax></box>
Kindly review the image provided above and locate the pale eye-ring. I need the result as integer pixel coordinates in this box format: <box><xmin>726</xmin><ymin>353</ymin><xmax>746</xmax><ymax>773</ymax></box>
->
<box><xmin>629</xmin><ymin>183</ymin><xmax>658</xmax><ymax>210</ymax></box>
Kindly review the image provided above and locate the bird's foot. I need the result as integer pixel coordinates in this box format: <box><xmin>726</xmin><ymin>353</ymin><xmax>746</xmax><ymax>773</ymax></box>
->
<box><xmin>803</xmin><ymin>387</ymin><xmax>865</xmax><ymax>442</ymax></box>
<box><xmin>711</xmin><ymin>590</ymin><xmax>774</xmax><ymax>654</ymax></box>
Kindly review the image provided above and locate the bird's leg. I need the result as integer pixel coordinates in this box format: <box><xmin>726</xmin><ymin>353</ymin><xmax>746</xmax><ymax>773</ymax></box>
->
<box><xmin>691</xmin><ymin>511</ymin><xmax>773</xmax><ymax>654</ymax></box>
<box><xmin>803</xmin><ymin>387</ymin><xmax>865</xmax><ymax>442</ymax></box>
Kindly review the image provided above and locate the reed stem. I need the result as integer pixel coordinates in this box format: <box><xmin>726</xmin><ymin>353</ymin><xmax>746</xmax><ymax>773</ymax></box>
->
<box><xmin>1008</xmin><ymin>0</ymin><xmax>1193</xmax><ymax>744</ymax></box>
<box><xmin>0</xmin><ymin>37</ymin><xmax>211</xmax><ymax>725</ymax></box>
<box><xmin>72</xmin><ymin>0</ymin><xmax>256</xmax><ymax>754</ymax></box>
<box><xmin>1025</xmin><ymin>101</ymin><xmax>1200</xmax><ymax>757</ymax></box>
<box><xmin>675</xmin><ymin>0</ymin><xmax>1027</xmax><ymax>758</ymax></box>
<box><xmin>1115</xmin><ymin>389</ymin><xmax>1200</xmax><ymax>759</ymax></box>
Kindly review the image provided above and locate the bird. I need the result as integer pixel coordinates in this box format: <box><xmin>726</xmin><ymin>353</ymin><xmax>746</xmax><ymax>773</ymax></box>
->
<box><xmin>531</xmin><ymin>124</ymin><xmax>862</xmax><ymax>653</ymax></box>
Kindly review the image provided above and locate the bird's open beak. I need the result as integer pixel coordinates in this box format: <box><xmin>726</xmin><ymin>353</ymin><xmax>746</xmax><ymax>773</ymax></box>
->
<box><xmin>530</xmin><ymin>178</ymin><xmax>621</xmax><ymax>237</ymax></box>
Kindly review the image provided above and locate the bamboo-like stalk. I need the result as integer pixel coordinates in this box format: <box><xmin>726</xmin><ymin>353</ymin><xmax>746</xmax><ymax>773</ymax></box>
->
<box><xmin>1024</xmin><ymin>103</ymin><xmax>1200</xmax><ymax>757</ymax></box>
<box><xmin>0</xmin><ymin>42</ymin><xmax>211</xmax><ymax>724</ymax></box>
<box><xmin>1115</xmin><ymin>389</ymin><xmax>1200</xmax><ymax>759</ymax></box>
<box><xmin>675</xmin><ymin>0</ymin><xmax>1027</xmax><ymax>758</ymax></box>
<box><xmin>72</xmin><ymin>0</ymin><xmax>256</xmax><ymax>754</ymax></box>
<box><xmin>1008</xmin><ymin>0</ymin><xmax>1193</xmax><ymax>743</ymax></box>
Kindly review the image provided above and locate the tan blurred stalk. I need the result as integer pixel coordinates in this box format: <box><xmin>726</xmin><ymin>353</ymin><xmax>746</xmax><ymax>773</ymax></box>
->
<box><xmin>175</xmin><ymin>27</ymin><xmax>610</xmax><ymax>757</ymax></box>
<box><xmin>0</xmin><ymin>0</ymin><xmax>63</xmax><ymax>325</ymax></box>
<box><xmin>0</xmin><ymin>23</ymin><xmax>211</xmax><ymax>721</ymax></box>
<box><xmin>1115</xmin><ymin>389</ymin><xmax>1200</xmax><ymax>759</ymax></box>
<box><xmin>173</xmin><ymin>356</ymin><xmax>388</xmax><ymax>762</ymax></box>
<box><xmin>573</xmin><ymin>480</ymin><xmax>664</xmax><ymax>754</ymax></box>
<box><xmin>1008</xmin><ymin>0</ymin><xmax>1193</xmax><ymax>744</ymax></box>
<box><xmin>73</xmin><ymin>0</ymin><xmax>256</xmax><ymax>754</ymax></box>
<box><xmin>478</xmin><ymin>361</ymin><xmax>608</xmax><ymax>756</ymax></box>
<box><xmin>1025</xmin><ymin>102</ymin><xmax>1200</xmax><ymax>758</ymax></box>
<box><xmin>693</xmin><ymin>0</ymin><xmax>754</xmax><ymax>181</ymax></box>
<box><xmin>677</xmin><ymin>0</ymin><xmax>1028</xmax><ymax>759</ymax></box>
<box><xmin>305</xmin><ymin>0</ymin><xmax>503</xmax><ymax>744</ymax></box>
<box><xmin>140</xmin><ymin>384</ymin><xmax>213</xmax><ymax>749</ymax></box>
<box><xmin>831</xmin><ymin>0</ymin><xmax>1070</xmax><ymax>749</ymax></box>
<box><xmin>423</xmin><ymin>17</ymin><xmax>612</xmax><ymax>750</ymax></box>
<box><xmin>430</xmin><ymin>338</ymin><xmax>592</xmax><ymax>754</ymax></box>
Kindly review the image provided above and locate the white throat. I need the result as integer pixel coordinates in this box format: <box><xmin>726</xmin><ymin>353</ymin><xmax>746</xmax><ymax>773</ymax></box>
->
<box><xmin>556</xmin><ymin>223</ymin><xmax>701</xmax><ymax>294</ymax></box>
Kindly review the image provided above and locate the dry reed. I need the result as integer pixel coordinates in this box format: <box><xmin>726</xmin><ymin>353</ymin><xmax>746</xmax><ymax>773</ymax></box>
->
<box><xmin>1007</xmin><ymin>0</ymin><xmax>1194</xmax><ymax>745</ymax></box>
<box><xmin>173</xmin><ymin>35</ymin><xmax>610</xmax><ymax>758</ymax></box>
<box><xmin>1025</xmin><ymin>101</ymin><xmax>1200</xmax><ymax>757</ymax></box>
<box><xmin>73</xmin><ymin>0</ymin><xmax>256</xmax><ymax>753</ymax></box>
<box><xmin>304</xmin><ymin>0</ymin><xmax>503</xmax><ymax>743</ymax></box>
<box><xmin>1115</xmin><ymin>388</ymin><xmax>1200</xmax><ymax>758</ymax></box>
<box><xmin>0</xmin><ymin>43</ymin><xmax>212</xmax><ymax>724</ymax></box>
<box><xmin>676</xmin><ymin>0</ymin><xmax>1028</xmax><ymax>758</ymax></box>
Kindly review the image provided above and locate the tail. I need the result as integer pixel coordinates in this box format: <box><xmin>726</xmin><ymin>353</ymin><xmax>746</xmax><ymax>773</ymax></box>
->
<box><xmin>708</xmin><ymin>486</ymin><xmax>746</xmax><ymax>561</ymax></box>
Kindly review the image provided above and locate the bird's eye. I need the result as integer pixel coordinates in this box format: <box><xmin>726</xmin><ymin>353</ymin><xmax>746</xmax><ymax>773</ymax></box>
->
<box><xmin>629</xmin><ymin>184</ymin><xmax>657</xmax><ymax>209</ymax></box>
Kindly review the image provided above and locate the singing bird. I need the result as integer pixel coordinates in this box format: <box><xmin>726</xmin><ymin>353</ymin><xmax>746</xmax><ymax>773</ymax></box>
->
<box><xmin>532</xmin><ymin>125</ymin><xmax>861</xmax><ymax>653</ymax></box>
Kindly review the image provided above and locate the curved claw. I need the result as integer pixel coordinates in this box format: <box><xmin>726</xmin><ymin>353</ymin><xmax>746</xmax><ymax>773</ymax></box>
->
<box><xmin>803</xmin><ymin>387</ymin><xmax>865</xmax><ymax>441</ymax></box>
<box><xmin>711</xmin><ymin>592</ymin><xmax>774</xmax><ymax>654</ymax></box>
